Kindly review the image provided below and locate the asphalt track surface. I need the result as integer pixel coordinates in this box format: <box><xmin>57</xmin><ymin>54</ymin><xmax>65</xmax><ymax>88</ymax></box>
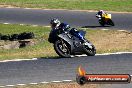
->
<box><xmin>0</xmin><ymin>53</ymin><xmax>132</xmax><ymax>88</ymax></box>
<box><xmin>0</xmin><ymin>8</ymin><xmax>132</xmax><ymax>88</ymax></box>
<box><xmin>0</xmin><ymin>8</ymin><xmax>132</xmax><ymax>31</ymax></box>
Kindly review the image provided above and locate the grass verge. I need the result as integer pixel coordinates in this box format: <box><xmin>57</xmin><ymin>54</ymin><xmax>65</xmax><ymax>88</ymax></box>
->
<box><xmin>14</xmin><ymin>82</ymin><xmax>98</xmax><ymax>88</ymax></box>
<box><xmin>0</xmin><ymin>24</ymin><xmax>132</xmax><ymax>60</ymax></box>
<box><xmin>0</xmin><ymin>0</ymin><xmax>132</xmax><ymax>12</ymax></box>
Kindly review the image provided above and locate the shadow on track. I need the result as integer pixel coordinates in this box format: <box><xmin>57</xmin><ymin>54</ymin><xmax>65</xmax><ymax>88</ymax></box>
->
<box><xmin>38</xmin><ymin>56</ymin><xmax>61</xmax><ymax>60</ymax></box>
<box><xmin>81</xmin><ymin>25</ymin><xmax>111</xmax><ymax>28</ymax></box>
<box><xmin>38</xmin><ymin>55</ymin><xmax>94</xmax><ymax>60</ymax></box>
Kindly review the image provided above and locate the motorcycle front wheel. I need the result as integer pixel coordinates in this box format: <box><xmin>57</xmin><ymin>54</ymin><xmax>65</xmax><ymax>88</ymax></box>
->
<box><xmin>54</xmin><ymin>40</ymin><xmax>71</xmax><ymax>58</ymax></box>
<box><xmin>99</xmin><ymin>19</ymin><xmax>105</xmax><ymax>26</ymax></box>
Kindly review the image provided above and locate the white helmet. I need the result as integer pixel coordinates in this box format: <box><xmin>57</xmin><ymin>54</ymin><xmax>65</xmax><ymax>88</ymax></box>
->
<box><xmin>99</xmin><ymin>10</ymin><xmax>105</xmax><ymax>14</ymax></box>
<box><xmin>50</xmin><ymin>18</ymin><xmax>60</xmax><ymax>28</ymax></box>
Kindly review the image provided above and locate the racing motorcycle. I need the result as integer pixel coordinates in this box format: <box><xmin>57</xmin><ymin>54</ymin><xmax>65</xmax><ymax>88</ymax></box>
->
<box><xmin>48</xmin><ymin>29</ymin><xmax>96</xmax><ymax>58</ymax></box>
<box><xmin>96</xmin><ymin>13</ymin><xmax>115</xmax><ymax>26</ymax></box>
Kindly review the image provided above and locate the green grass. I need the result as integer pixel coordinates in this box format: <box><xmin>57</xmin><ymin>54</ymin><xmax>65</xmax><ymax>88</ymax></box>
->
<box><xmin>0</xmin><ymin>24</ymin><xmax>132</xmax><ymax>60</ymax></box>
<box><xmin>0</xmin><ymin>0</ymin><xmax>132</xmax><ymax>12</ymax></box>
<box><xmin>0</xmin><ymin>24</ymin><xmax>56</xmax><ymax>60</ymax></box>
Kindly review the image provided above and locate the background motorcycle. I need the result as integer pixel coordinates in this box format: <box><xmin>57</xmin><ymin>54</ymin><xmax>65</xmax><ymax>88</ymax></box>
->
<box><xmin>96</xmin><ymin>13</ymin><xmax>115</xmax><ymax>26</ymax></box>
<box><xmin>48</xmin><ymin>29</ymin><xmax>96</xmax><ymax>58</ymax></box>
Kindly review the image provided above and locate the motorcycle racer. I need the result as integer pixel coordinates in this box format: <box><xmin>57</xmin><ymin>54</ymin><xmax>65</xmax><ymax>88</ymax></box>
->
<box><xmin>48</xmin><ymin>18</ymin><xmax>85</xmax><ymax>43</ymax></box>
<box><xmin>96</xmin><ymin>10</ymin><xmax>114</xmax><ymax>26</ymax></box>
<box><xmin>96</xmin><ymin>10</ymin><xmax>106</xmax><ymax>19</ymax></box>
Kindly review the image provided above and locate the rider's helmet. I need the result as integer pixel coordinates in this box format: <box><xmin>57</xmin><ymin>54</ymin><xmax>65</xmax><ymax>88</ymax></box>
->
<box><xmin>50</xmin><ymin>18</ymin><xmax>61</xmax><ymax>28</ymax></box>
<box><xmin>99</xmin><ymin>10</ymin><xmax>105</xmax><ymax>14</ymax></box>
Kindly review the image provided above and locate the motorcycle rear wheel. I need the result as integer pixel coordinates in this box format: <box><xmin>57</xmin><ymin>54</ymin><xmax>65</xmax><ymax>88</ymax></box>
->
<box><xmin>83</xmin><ymin>44</ymin><xmax>96</xmax><ymax>56</ymax></box>
<box><xmin>108</xmin><ymin>19</ymin><xmax>115</xmax><ymax>26</ymax></box>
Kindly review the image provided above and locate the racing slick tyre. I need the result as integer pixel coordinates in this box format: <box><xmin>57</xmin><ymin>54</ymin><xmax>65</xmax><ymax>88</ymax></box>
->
<box><xmin>84</xmin><ymin>44</ymin><xmax>96</xmax><ymax>56</ymax></box>
<box><xmin>54</xmin><ymin>40</ymin><xmax>71</xmax><ymax>58</ymax></box>
<box><xmin>108</xmin><ymin>19</ymin><xmax>115</xmax><ymax>26</ymax></box>
<box><xmin>99</xmin><ymin>19</ymin><xmax>105</xmax><ymax>26</ymax></box>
